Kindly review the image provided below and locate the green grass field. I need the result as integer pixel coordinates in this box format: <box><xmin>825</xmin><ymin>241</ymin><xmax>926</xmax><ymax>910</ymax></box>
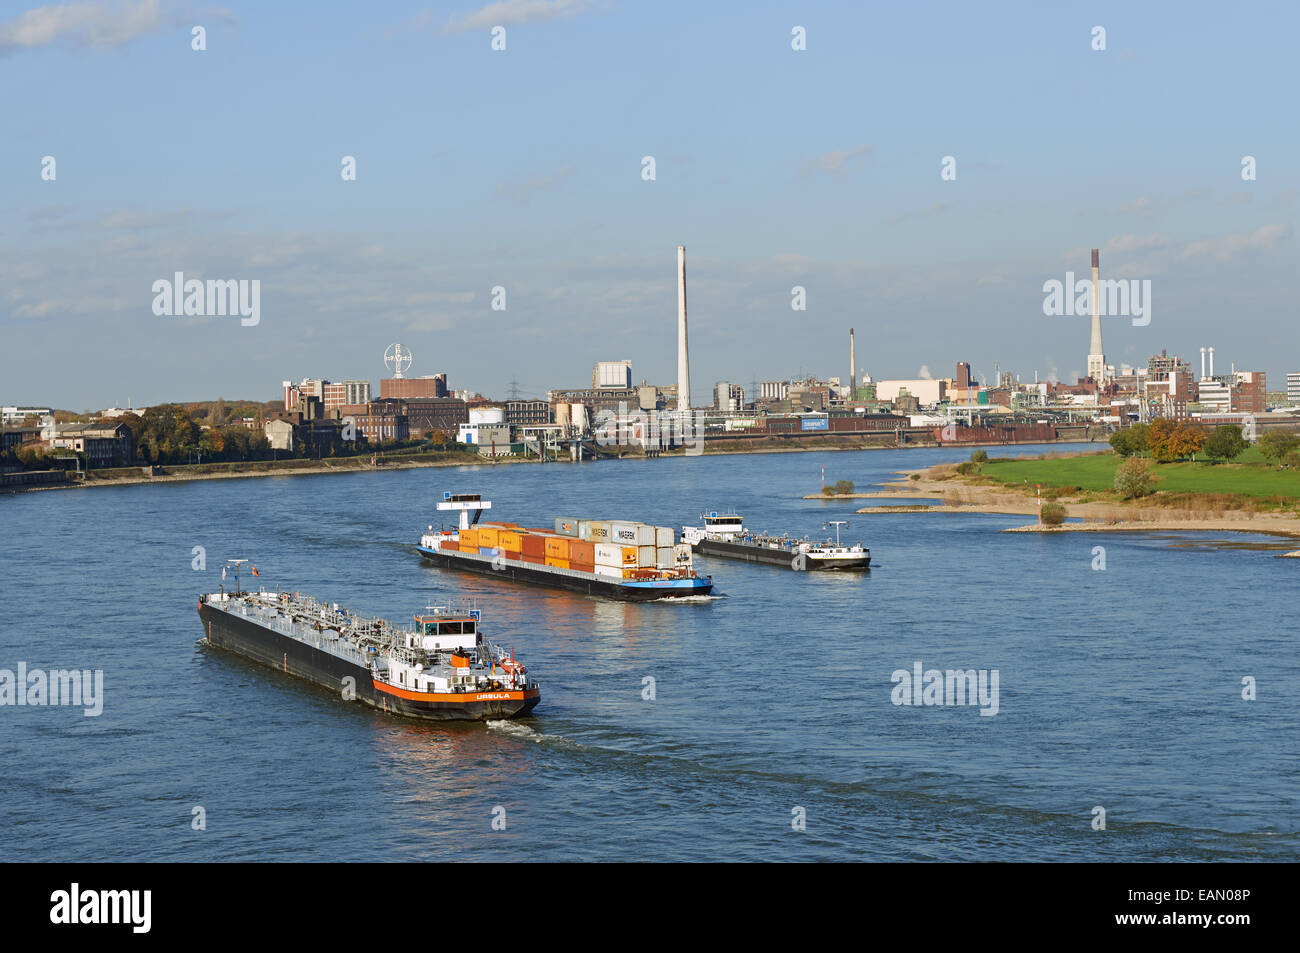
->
<box><xmin>980</xmin><ymin>450</ymin><xmax>1300</xmax><ymax>499</ymax></box>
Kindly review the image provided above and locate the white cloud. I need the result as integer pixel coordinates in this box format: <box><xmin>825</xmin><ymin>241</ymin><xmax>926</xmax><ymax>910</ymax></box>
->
<box><xmin>0</xmin><ymin>1</ymin><xmax>231</xmax><ymax>53</ymax></box>
<box><xmin>799</xmin><ymin>145</ymin><xmax>874</xmax><ymax>177</ymax></box>
<box><xmin>1176</xmin><ymin>224</ymin><xmax>1290</xmax><ymax>262</ymax></box>
<box><xmin>441</xmin><ymin>0</ymin><xmax>594</xmax><ymax>35</ymax></box>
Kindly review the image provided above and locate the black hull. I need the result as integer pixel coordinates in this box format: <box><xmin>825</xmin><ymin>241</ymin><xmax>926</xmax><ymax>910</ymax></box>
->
<box><xmin>418</xmin><ymin>547</ymin><xmax>712</xmax><ymax>601</ymax></box>
<box><xmin>198</xmin><ymin>604</ymin><xmax>538</xmax><ymax>721</ymax></box>
<box><xmin>694</xmin><ymin>538</ymin><xmax>870</xmax><ymax>571</ymax></box>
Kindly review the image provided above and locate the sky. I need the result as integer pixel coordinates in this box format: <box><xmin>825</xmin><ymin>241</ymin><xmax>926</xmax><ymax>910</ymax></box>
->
<box><xmin>1</xmin><ymin>0</ymin><xmax>1297</xmax><ymax>410</ymax></box>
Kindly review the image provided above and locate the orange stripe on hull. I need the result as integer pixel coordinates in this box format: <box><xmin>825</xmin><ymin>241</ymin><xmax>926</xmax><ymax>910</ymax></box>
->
<box><xmin>371</xmin><ymin>680</ymin><xmax>538</xmax><ymax>704</ymax></box>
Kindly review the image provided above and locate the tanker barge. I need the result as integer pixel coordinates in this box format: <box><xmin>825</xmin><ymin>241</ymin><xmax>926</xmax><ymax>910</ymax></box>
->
<box><xmin>682</xmin><ymin>511</ymin><xmax>870</xmax><ymax>571</ymax></box>
<box><xmin>418</xmin><ymin>493</ymin><xmax>713</xmax><ymax>601</ymax></box>
<box><xmin>198</xmin><ymin>560</ymin><xmax>539</xmax><ymax>720</ymax></box>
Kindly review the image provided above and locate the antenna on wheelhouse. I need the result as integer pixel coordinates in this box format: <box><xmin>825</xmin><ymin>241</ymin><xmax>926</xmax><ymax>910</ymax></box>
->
<box><xmin>825</xmin><ymin>521</ymin><xmax>848</xmax><ymax>547</ymax></box>
<box><xmin>223</xmin><ymin>558</ymin><xmax>251</xmax><ymax>596</ymax></box>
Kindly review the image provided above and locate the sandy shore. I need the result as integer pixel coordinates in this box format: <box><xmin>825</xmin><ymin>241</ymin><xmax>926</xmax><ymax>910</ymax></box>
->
<box><xmin>850</xmin><ymin>467</ymin><xmax>1300</xmax><ymax>539</ymax></box>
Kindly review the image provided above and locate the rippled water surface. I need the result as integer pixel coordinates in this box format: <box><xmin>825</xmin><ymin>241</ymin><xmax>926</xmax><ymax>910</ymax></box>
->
<box><xmin>2</xmin><ymin>444</ymin><xmax>1296</xmax><ymax>861</ymax></box>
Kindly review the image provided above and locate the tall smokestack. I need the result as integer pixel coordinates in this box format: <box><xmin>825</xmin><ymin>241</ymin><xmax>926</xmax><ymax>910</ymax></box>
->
<box><xmin>1200</xmin><ymin>347</ymin><xmax>1207</xmax><ymax>380</ymax></box>
<box><xmin>1087</xmin><ymin>248</ymin><xmax>1105</xmax><ymax>382</ymax></box>
<box><xmin>676</xmin><ymin>245</ymin><xmax>690</xmax><ymax>411</ymax></box>
<box><xmin>1208</xmin><ymin>347</ymin><xmax>1214</xmax><ymax>378</ymax></box>
<box><xmin>849</xmin><ymin>328</ymin><xmax>856</xmax><ymax>401</ymax></box>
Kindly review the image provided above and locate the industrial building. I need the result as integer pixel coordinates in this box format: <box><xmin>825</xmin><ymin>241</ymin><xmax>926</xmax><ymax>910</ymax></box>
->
<box><xmin>873</xmin><ymin>379</ymin><xmax>947</xmax><ymax>406</ymax></box>
<box><xmin>380</xmin><ymin>374</ymin><xmax>448</xmax><ymax>400</ymax></box>
<box><xmin>593</xmin><ymin>361</ymin><xmax>633</xmax><ymax>390</ymax></box>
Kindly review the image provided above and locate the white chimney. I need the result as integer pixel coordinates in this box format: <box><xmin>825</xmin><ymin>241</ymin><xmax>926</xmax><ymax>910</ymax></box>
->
<box><xmin>849</xmin><ymin>328</ymin><xmax>856</xmax><ymax>399</ymax></box>
<box><xmin>1208</xmin><ymin>347</ymin><xmax>1215</xmax><ymax>378</ymax></box>
<box><xmin>1200</xmin><ymin>347</ymin><xmax>1206</xmax><ymax>380</ymax></box>
<box><xmin>677</xmin><ymin>245</ymin><xmax>690</xmax><ymax>411</ymax></box>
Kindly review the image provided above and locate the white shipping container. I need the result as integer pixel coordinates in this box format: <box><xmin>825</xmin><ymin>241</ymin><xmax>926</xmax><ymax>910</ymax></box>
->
<box><xmin>637</xmin><ymin>545</ymin><xmax>657</xmax><ymax>567</ymax></box>
<box><xmin>632</xmin><ymin>524</ymin><xmax>654</xmax><ymax>546</ymax></box>
<box><xmin>674</xmin><ymin>543</ymin><xmax>693</xmax><ymax>565</ymax></box>
<box><xmin>610</xmin><ymin>522</ymin><xmax>638</xmax><ymax>546</ymax></box>
<box><xmin>655</xmin><ymin>526</ymin><xmax>674</xmax><ymax>547</ymax></box>
<box><xmin>593</xmin><ymin>564</ymin><xmax>623</xmax><ymax>579</ymax></box>
<box><xmin>593</xmin><ymin>543</ymin><xmax>624</xmax><ymax>567</ymax></box>
<box><xmin>655</xmin><ymin>546</ymin><xmax>674</xmax><ymax>567</ymax></box>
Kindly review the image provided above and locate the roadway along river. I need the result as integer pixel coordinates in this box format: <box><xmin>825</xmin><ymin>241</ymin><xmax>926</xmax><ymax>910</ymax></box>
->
<box><xmin>1</xmin><ymin>443</ymin><xmax>1296</xmax><ymax>860</ymax></box>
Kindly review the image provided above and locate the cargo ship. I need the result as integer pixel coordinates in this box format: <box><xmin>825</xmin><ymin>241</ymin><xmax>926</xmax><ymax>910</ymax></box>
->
<box><xmin>418</xmin><ymin>493</ymin><xmax>713</xmax><ymax>601</ymax></box>
<box><xmin>198</xmin><ymin>560</ymin><xmax>540</xmax><ymax>720</ymax></box>
<box><xmin>682</xmin><ymin>511</ymin><xmax>871</xmax><ymax>571</ymax></box>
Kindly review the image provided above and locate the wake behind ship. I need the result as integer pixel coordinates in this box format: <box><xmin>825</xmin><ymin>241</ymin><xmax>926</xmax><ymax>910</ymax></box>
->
<box><xmin>198</xmin><ymin>561</ymin><xmax>539</xmax><ymax>721</ymax></box>
<box><xmin>418</xmin><ymin>493</ymin><xmax>713</xmax><ymax>601</ymax></box>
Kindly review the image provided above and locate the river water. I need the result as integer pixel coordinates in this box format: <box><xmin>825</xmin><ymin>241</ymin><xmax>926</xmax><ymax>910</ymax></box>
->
<box><xmin>1</xmin><ymin>444</ymin><xmax>1296</xmax><ymax>861</ymax></box>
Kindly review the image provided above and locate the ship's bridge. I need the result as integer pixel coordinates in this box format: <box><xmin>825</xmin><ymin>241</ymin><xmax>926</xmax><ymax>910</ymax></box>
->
<box><xmin>410</xmin><ymin>605</ymin><xmax>481</xmax><ymax>652</ymax></box>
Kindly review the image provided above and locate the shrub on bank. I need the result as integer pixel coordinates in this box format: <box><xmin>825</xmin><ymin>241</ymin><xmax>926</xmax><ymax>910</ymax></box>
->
<box><xmin>1040</xmin><ymin>502</ymin><xmax>1067</xmax><ymax>526</ymax></box>
<box><xmin>1114</xmin><ymin>457</ymin><xmax>1155</xmax><ymax>500</ymax></box>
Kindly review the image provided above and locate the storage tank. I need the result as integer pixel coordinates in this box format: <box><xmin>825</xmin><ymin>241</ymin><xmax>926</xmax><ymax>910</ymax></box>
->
<box><xmin>469</xmin><ymin>406</ymin><xmax>505</xmax><ymax>426</ymax></box>
<box><xmin>555</xmin><ymin>403</ymin><xmax>571</xmax><ymax>430</ymax></box>
<box><xmin>570</xmin><ymin>403</ymin><xmax>588</xmax><ymax>431</ymax></box>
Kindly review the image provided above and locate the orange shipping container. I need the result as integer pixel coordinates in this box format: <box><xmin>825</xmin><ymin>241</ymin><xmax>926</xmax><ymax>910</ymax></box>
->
<box><xmin>522</xmin><ymin>553</ymin><xmax>545</xmax><ymax>565</ymax></box>
<box><xmin>459</xmin><ymin>529</ymin><xmax>479</xmax><ymax>548</ymax></box>
<box><xmin>569</xmin><ymin>540</ymin><xmax>595</xmax><ymax>565</ymax></box>
<box><xmin>521</xmin><ymin>534</ymin><xmax>546</xmax><ymax>557</ymax></box>
<box><xmin>499</xmin><ymin>531</ymin><xmax>523</xmax><ymax>552</ymax></box>
<box><xmin>478</xmin><ymin>528</ymin><xmax>499</xmax><ymax>548</ymax></box>
<box><xmin>544</xmin><ymin>557</ymin><xmax>570</xmax><ymax>570</ymax></box>
<box><xmin>441</xmin><ymin>540</ymin><xmax>459</xmax><ymax>552</ymax></box>
<box><xmin>544</xmin><ymin>537</ymin><xmax>570</xmax><ymax>559</ymax></box>
<box><xmin>620</xmin><ymin>546</ymin><xmax>638</xmax><ymax>566</ymax></box>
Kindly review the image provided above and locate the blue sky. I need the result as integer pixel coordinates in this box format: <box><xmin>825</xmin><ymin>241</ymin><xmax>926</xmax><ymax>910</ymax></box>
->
<box><xmin>2</xmin><ymin>0</ymin><xmax>1297</xmax><ymax>409</ymax></box>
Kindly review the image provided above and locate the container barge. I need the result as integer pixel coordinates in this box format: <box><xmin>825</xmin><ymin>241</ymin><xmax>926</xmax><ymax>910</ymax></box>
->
<box><xmin>682</xmin><ymin>511</ymin><xmax>870</xmax><ymax>571</ymax></box>
<box><xmin>198</xmin><ymin>560</ymin><xmax>539</xmax><ymax>720</ymax></box>
<box><xmin>418</xmin><ymin>493</ymin><xmax>713</xmax><ymax>601</ymax></box>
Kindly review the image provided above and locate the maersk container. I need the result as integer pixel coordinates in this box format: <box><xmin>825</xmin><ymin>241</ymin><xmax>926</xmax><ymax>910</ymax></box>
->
<box><xmin>655</xmin><ymin>526</ymin><xmax>674</xmax><ymax>547</ymax></box>
<box><xmin>554</xmin><ymin>517</ymin><xmax>579</xmax><ymax>537</ymax></box>
<box><xmin>610</xmin><ymin>522</ymin><xmax>638</xmax><ymax>546</ymax></box>
<box><xmin>637</xmin><ymin>545</ymin><xmax>656</xmax><ymax>567</ymax></box>
<box><xmin>579</xmin><ymin>520</ymin><xmax>612</xmax><ymax>543</ymax></box>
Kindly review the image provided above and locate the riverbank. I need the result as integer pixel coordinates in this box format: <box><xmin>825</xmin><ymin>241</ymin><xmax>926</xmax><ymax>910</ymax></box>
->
<box><xmin>3</xmin><ymin>452</ymin><xmax>490</xmax><ymax>492</ymax></box>
<box><xmin>852</xmin><ymin>457</ymin><xmax>1300</xmax><ymax>539</ymax></box>
<box><xmin>2</xmin><ymin>436</ymin><xmax>1102</xmax><ymax>493</ymax></box>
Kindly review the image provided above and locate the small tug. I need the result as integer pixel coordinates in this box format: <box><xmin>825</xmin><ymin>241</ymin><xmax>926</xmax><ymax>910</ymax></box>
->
<box><xmin>682</xmin><ymin>512</ymin><xmax>871</xmax><ymax>571</ymax></box>
<box><xmin>198</xmin><ymin>560</ymin><xmax>539</xmax><ymax>721</ymax></box>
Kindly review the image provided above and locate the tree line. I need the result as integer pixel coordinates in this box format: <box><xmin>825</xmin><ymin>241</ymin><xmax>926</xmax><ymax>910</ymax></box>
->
<box><xmin>1110</xmin><ymin>421</ymin><xmax>1299</xmax><ymax>466</ymax></box>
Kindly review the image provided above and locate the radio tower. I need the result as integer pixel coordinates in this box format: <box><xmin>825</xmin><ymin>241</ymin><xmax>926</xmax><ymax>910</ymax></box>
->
<box><xmin>507</xmin><ymin>377</ymin><xmax>520</xmax><ymax>400</ymax></box>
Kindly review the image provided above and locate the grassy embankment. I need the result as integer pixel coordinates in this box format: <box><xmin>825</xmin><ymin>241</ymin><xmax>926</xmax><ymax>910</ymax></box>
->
<box><xmin>973</xmin><ymin>446</ymin><xmax>1300</xmax><ymax>513</ymax></box>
